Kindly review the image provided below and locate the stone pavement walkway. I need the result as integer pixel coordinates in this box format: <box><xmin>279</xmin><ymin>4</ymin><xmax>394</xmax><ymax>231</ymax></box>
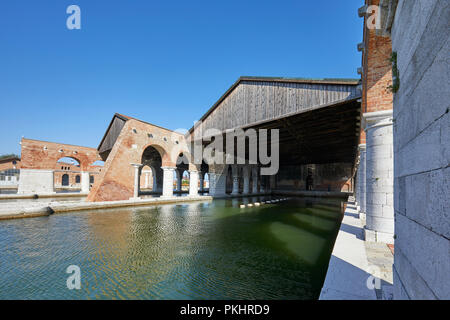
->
<box><xmin>319</xmin><ymin>200</ymin><xmax>393</xmax><ymax>300</ymax></box>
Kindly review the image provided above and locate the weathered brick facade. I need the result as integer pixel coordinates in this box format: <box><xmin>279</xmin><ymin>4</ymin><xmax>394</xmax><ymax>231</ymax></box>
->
<box><xmin>20</xmin><ymin>138</ymin><xmax>102</xmax><ymax>171</ymax></box>
<box><xmin>87</xmin><ymin>118</ymin><xmax>193</xmax><ymax>202</ymax></box>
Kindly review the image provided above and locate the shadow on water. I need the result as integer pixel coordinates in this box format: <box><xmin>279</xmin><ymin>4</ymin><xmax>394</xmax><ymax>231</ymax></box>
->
<box><xmin>0</xmin><ymin>196</ymin><xmax>343</xmax><ymax>300</ymax></box>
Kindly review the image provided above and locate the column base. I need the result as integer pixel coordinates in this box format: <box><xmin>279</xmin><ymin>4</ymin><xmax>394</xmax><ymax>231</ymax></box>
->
<box><xmin>364</xmin><ymin>227</ymin><xmax>394</xmax><ymax>244</ymax></box>
<box><xmin>359</xmin><ymin>211</ymin><xmax>366</xmax><ymax>220</ymax></box>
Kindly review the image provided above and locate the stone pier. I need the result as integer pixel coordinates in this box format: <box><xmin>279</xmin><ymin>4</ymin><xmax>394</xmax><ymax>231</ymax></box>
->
<box><xmin>363</xmin><ymin>110</ymin><xmax>394</xmax><ymax>243</ymax></box>
<box><xmin>161</xmin><ymin>167</ymin><xmax>176</xmax><ymax>198</ymax></box>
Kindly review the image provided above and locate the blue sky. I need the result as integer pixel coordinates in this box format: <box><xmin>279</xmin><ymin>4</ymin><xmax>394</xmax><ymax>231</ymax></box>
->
<box><xmin>0</xmin><ymin>0</ymin><xmax>363</xmax><ymax>155</ymax></box>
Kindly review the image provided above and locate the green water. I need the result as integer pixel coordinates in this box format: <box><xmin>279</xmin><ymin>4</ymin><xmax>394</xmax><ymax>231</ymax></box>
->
<box><xmin>0</xmin><ymin>197</ymin><xmax>343</xmax><ymax>299</ymax></box>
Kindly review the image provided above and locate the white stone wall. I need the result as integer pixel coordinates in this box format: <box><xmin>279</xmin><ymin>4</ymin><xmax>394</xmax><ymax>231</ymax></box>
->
<box><xmin>391</xmin><ymin>0</ymin><xmax>450</xmax><ymax>299</ymax></box>
<box><xmin>17</xmin><ymin>169</ymin><xmax>55</xmax><ymax>194</ymax></box>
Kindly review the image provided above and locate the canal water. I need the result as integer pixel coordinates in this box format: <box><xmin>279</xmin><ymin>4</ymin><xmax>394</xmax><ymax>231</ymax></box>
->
<box><xmin>0</xmin><ymin>197</ymin><xmax>343</xmax><ymax>299</ymax></box>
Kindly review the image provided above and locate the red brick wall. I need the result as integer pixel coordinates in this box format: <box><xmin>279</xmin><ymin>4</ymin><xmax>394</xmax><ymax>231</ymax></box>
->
<box><xmin>20</xmin><ymin>138</ymin><xmax>102</xmax><ymax>171</ymax></box>
<box><xmin>360</xmin><ymin>0</ymin><xmax>393</xmax><ymax>144</ymax></box>
<box><xmin>87</xmin><ymin>119</ymin><xmax>191</xmax><ymax>202</ymax></box>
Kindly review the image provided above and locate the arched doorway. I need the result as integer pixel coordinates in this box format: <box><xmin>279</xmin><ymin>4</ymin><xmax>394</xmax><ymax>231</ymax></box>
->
<box><xmin>140</xmin><ymin>165</ymin><xmax>154</xmax><ymax>191</ymax></box>
<box><xmin>140</xmin><ymin>145</ymin><xmax>165</xmax><ymax>196</ymax></box>
<box><xmin>175</xmin><ymin>152</ymin><xmax>190</xmax><ymax>196</ymax></box>
<box><xmin>181</xmin><ymin>170</ymin><xmax>189</xmax><ymax>192</ymax></box>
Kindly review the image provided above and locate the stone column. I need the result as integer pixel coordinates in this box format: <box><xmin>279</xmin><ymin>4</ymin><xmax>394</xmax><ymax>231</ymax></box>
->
<box><xmin>208</xmin><ymin>172</ymin><xmax>216</xmax><ymax>195</ymax></box>
<box><xmin>80</xmin><ymin>171</ymin><xmax>90</xmax><ymax>193</ymax></box>
<box><xmin>144</xmin><ymin>172</ymin><xmax>149</xmax><ymax>189</ymax></box>
<box><xmin>363</xmin><ymin>110</ymin><xmax>394</xmax><ymax>243</ymax></box>
<box><xmin>270</xmin><ymin>175</ymin><xmax>276</xmax><ymax>192</ymax></box>
<box><xmin>260</xmin><ymin>175</ymin><xmax>265</xmax><ymax>193</ymax></box>
<box><xmin>231</xmin><ymin>165</ymin><xmax>240</xmax><ymax>195</ymax></box>
<box><xmin>176</xmin><ymin>169</ymin><xmax>182</xmax><ymax>192</ymax></box>
<box><xmin>243</xmin><ymin>166</ymin><xmax>250</xmax><ymax>195</ymax></box>
<box><xmin>210</xmin><ymin>165</ymin><xmax>227</xmax><ymax>197</ymax></box>
<box><xmin>189</xmin><ymin>170</ymin><xmax>199</xmax><ymax>197</ymax></box>
<box><xmin>130</xmin><ymin>163</ymin><xmax>143</xmax><ymax>199</ymax></box>
<box><xmin>161</xmin><ymin>166</ymin><xmax>176</xmax><ymax>198</ymax></box>
<box><xmin>199</xmin><ymin>173</ymin><xmax>204</xmax><ymax>193</ymax></box>
<box><xmin>357</xmin><ymin>144</ymin><xmax>367</xmax><ymax>218</ymax></box>
<box><xmin>152</xmin><ymin>170</ymin><xmax>157</xmax><ymax>191</ymax></box>
<box><xmin>17</xmin><ymin>169</ymin><xmax>55</xmax><ymax>194</ymax></box>
<box><xmin>252</xmin><ymin>166</ymin><xmax>259</xmax><ymax>194</ymax></box>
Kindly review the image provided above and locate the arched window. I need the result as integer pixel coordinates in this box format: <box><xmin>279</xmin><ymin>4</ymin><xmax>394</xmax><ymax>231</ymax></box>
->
<box><xmin>62</xmin><ymin>174</ymin><xmax>69</xmax><ymax>186</ymax></box>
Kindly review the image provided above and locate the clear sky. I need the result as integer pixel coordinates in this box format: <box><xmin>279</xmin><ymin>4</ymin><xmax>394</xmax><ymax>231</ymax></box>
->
<box><xmin>0</xmin><ymin>0</ymin><xmax>363</xmax><ymax>155</ymax></box>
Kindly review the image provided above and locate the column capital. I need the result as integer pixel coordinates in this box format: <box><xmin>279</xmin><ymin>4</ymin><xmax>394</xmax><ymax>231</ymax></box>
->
<box><xmin>362</xmin><ymin>110</ymin><xmax>393</xmax><ymax>131</ymax></box>
<box><xmin>161</xmin><ymin>166</ymin><xmax>177</xmax><ymax>170</ymax></box>
<box><xmin>358</xmin><ymin>143</ymin><xmax>367</xmax><ymax>151</ymax></box>
<box><xmin>130</xmin><ymin>163</ymin><xmax>143</xmax><ymax>168</ymax></box>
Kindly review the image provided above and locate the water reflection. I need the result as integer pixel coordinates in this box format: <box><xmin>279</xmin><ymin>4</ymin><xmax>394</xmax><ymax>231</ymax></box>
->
<box><xmin>0</xmin><ymin>197</ymin><xmax>342</xmax><ymax>300</ymax></box>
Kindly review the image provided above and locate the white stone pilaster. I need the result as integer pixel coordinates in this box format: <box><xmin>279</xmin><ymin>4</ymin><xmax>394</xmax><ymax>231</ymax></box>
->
<box><xmin>161</xmin><ymin>166</ymin><xmax>176</xmax><ymax>198</ymax></box>
<box><xmin>130</xmin><ymin>163</ymin><xmax>143</xmax><ymax>199</ymax></box>
<box><xmin>363</xmin><ymin>110</ymin><xmax>394</xmax><ymax>244</ymax></box>
<box><xmin>189</xmin><ymin>170</ymin><xmax>199</xmax><ymax>197</ymax></box>
<box><xmin>80</xmin><ymin>171</ymin><xmax>90</xmax><ymax>193</ymax></box>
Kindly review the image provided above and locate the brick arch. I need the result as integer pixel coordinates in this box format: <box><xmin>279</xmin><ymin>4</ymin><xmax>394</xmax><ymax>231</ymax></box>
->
<box><xmin>20</xmin><ymin>138</ymin><xmax>101</xmax><ymax>171</ymax></box>
<box><xmin>141</xmin><ymin>143</ymin><xmax>173</xmax><ymax>167</ymax></box>
<box><xmin>56</xmin><ymin>155</ymin><xmax>81</xmax><ymax>167</ymax></box>
<box><xmin>171</xmin><ymin>147</ymin><xmax>198</xmax><ymax>172</ymax></box>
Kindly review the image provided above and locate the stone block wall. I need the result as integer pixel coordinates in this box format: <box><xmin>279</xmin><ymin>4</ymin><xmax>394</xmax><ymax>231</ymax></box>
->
<box><xmin>391</xmin><ymin>0</ymin><xmax>450</xmax><ymax>299</ymax></box>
